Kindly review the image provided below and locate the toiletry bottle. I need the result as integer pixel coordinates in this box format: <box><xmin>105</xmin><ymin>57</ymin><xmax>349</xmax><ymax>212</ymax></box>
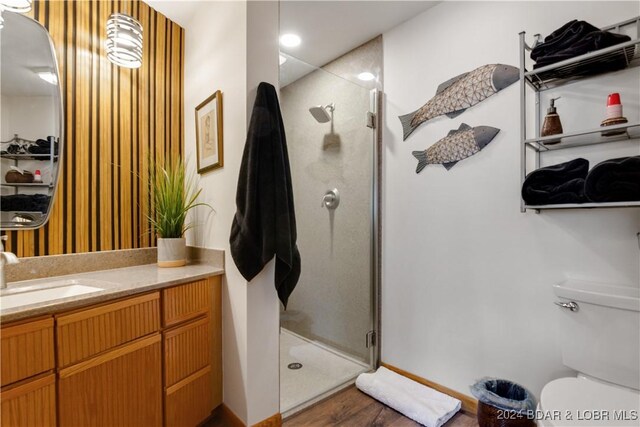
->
<box><xmin>33</xmin><ymin>170</ymin><xmax>43</xmax><ymax>183</ymax></box>
<box><xmin>541</xmin><ymin>97</ymin><xmax>563</xmax><ymax>144</ymax></box>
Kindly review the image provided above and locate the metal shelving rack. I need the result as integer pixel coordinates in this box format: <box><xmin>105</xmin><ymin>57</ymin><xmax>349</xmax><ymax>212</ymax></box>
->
<box><xmin>519</xmin><ymin>16</ymin><xmax>640</xmax><ymax>213</ymax></box>
<box><xmin>1</xmin><ymin>135</ymin><xmax>58</xmax><ymax>195</ymax></box>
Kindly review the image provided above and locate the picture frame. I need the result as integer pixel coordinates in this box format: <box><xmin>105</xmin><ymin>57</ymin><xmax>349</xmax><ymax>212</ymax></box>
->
<box><xmin>195</xmin><ymin>90</ymin><xmax>223</xmax><ymax>174</ymax></box>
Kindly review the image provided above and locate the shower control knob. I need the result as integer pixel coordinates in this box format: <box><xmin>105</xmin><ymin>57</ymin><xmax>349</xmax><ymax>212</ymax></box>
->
<box><xmin>321</xmin><ymin>189</ymin><xmax>340</xmax><ymax>209</ymax></box>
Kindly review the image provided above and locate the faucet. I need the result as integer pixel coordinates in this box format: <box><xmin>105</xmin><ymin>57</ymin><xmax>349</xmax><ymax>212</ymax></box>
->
<box><xmin>0</xmin><ymin>235</ymin><xmax>19</xmax><ymax>289</ymax></box>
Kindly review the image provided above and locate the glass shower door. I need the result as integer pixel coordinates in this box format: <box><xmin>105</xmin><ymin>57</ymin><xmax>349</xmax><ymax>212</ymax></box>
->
<box><xmin>279</xmin><ymin>54</ymin><xmax>377</xmax><ymax>414</ymax></box>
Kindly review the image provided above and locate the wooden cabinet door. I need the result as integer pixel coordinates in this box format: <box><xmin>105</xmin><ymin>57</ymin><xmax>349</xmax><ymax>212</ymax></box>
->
<box><xmin>165</xmin><ymin>366</ymin><xmax>214</xmax><ymax>427</ymax></box>
<box><xmin>1</xmin><ymin>317</ymin><xmax>54</xmax><ymax>387</ymax></box>
<box><xmin>58</xmin><ymin>334</ymin><xmax>162</xmax><ymax>427</ymax></box>
<box><xmin>0</xmin><ymin>374</ymin><xmax>56</xmax><ymax>427</ymax></box>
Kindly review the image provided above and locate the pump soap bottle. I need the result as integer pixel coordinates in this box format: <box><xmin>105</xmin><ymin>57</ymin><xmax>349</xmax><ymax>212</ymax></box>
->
<box><xmin>541</xmin><ymin>97</ymin><xmax>563</xmax><ymax>144</ymax></box>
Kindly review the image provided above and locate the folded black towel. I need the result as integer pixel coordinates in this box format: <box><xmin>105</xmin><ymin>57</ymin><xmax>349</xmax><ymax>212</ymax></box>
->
<box><xmin>1</xmin><ymin>194</ymin><xmax>51</xmax><ymax>213</ymax></box>
<box><xmin>531</xmin><ymin>20</ymin><xmax>598</xmax><ymax>61</ymax></box>
<box><xmin>531</xmin><ymin>19</ymin><xmax>631</xmax><ymax>74</ymax></box>
<box><xmin>230</xmin><ymin>82</ymin><xmax>301</xmax><ymax>308</ymax></box>
<box><xmin>522</xmin><ymin>158</ymin><xmax>589</xmax><ymax>205</ymax></box>
<box><xmin>585</xmin><ymin>156</ymin><xmax>640</xmax><ymax>203</ymax></box>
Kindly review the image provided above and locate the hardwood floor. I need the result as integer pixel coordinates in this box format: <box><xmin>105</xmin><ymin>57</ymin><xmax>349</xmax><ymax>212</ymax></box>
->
<box><xmin>204</xmin><ymin>386</ymin><xmax>479</xmax><ymax>427</ymax></box>
<box><xmin>284</xmin><ymin>386</ymin><xmax>478</xmax><ymax>427</ymax></box>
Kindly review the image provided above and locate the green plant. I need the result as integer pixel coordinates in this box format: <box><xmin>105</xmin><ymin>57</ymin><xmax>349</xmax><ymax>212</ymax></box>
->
<box><xmin>148</xmin><ymin>157</ymin><xmax>211</xmax><ymax>238</ymax></box>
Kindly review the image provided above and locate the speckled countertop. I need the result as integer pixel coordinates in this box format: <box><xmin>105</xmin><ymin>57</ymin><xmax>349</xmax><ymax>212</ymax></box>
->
<box><xmin>0</xmin><ymin>262</ymin><xmax>224</xmax><ymax>323</ymax></box>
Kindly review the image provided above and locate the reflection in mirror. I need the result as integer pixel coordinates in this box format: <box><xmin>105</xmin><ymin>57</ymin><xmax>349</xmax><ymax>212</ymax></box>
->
<box><xmin>0</xmin><ymin>11</ymin><xmax>63</xmax><ymax>230</ymax></box>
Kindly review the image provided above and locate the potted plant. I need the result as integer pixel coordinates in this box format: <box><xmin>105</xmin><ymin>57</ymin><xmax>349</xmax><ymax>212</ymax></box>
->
<box><xmin>149</xmin><ymin>158</ymin><xmax>210</xmax><ymax>267</ymax></box>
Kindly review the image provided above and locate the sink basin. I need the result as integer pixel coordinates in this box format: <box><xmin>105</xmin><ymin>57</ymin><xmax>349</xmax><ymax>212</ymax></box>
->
<box><xmin>1</xmin><ymin>281</ymin><xmax>105</xmax><ymax>310</ymax></box>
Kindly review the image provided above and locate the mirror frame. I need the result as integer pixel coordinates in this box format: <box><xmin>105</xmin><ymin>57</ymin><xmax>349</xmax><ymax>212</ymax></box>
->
<box><xmin>1</xmin><ymin>12</ymin><xmax>64</xmax><ymax>230</ymax></box>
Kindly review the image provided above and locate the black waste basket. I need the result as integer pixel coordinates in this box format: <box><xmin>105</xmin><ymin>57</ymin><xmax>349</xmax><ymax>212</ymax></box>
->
<box><xmin>470</xmin><ymin>378</ymin><xmax>536</xmax><ymax>427</ymax></box>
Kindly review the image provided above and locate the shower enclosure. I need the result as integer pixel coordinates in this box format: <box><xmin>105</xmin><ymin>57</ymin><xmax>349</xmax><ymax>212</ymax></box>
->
<box><xmin>278</xmin><ymin>52</ymin><xmax>380</xmax><ymax>415</ymax></box>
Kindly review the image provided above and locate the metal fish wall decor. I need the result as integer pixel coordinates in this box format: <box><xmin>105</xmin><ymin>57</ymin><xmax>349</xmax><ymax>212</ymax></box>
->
<box><xmin>412</xmin><ymin>124</ymin><xmax>500</xmax><ymax>173</ymax></box>
<box><xmin>399</xmin><ymin>64</ymin><xmax>519</xmax><ymax>140</ymax></box>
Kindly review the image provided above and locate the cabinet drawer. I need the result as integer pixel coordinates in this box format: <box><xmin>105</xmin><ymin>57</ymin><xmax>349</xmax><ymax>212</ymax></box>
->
<box><xmin>164</xmin><ymin>316</ymin><xmax>210</xmax><ymax>387</ymax></box>
<box><xmin>57</xmin><ymin>292</ymin><xmax>160</xmax><ymax>367</ymax></box>
<box><xmin>58</xmin><ymin>334</ymin><xmax>162</xmax><ymax>427</ymax></box>
<box><xmin>163</xmin><ymin>279</ymin><xmax>210</xmax><ymax>326</ymax></box>
<box><xmin>165</xmin><ymin>366</ymin><xmax>213</xmax><ymax>427</ymax></box>
<box><xmin>1</xmin><ymin>373</ymin><xmax>56</xmax><ymax>427</ymax></box>
<box><xmin>1</xmin><ymin>317</ymin><xmax>54</xmax><ymax>386</ymax></box>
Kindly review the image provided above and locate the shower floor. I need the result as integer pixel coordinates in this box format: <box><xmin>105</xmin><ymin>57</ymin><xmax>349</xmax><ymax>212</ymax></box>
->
<box><xmin>280</xmin><ymin>328</ymin><xmax>369</xmax><ymax>415</ymax></box>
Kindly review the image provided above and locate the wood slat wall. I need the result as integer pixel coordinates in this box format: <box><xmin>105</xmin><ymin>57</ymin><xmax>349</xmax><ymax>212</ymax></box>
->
<box><xmin>3</xmin><ymin>0</ymin><xmax>184</xmax><ymax>257</ymax></box>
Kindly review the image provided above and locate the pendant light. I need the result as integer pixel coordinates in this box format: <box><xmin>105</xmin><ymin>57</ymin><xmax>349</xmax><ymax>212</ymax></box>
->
<box><xmin>0</xmin><ymin>0</ymin><xmax>32</xmax><ymax>13</ymax></box>
<box><xmin>106</xmin><ymin>12</ymin><xmax>143</xmax><ymax>69</ymax></box>
<box><xmin>0</xmin><ymin>0</ymin><xmax>33</xmax><ymax>29</ymax></box>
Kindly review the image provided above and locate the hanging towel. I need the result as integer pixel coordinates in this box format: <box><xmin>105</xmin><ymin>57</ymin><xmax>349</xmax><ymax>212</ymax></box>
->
<box><xmin>585</xmin><ymin>156</ymin><xmax>640</xmax><ymax>203</ymax></box>
<box><xmin>521</xmin><ymin>158</ymin><xmax>589</xmax><ymax>205</ymax></box>
<box><xmin>356</xmin><ymin>367</ymin><xmax>461</xmax><ymax>427</ymax></box>
<box><xmin>230</xmin><ymin>82</ymin><xmax>301</xmax><ymax>308</ymax></box>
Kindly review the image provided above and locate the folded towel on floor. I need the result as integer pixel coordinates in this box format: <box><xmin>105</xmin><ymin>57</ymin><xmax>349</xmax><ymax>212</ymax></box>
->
<box><xmin>522</xmin><ymin>158</ymin><xmax>589</xmax><ymax>205</ymax></box>
<box><xmin>585</xmin><ymin>156</ymin><xmax>640</xmax><ymax>203</ymax></box>
<box><xmin>356</xmin><ymin>367</ymin><xmax>461</xmax><ymax>427</ymax></box>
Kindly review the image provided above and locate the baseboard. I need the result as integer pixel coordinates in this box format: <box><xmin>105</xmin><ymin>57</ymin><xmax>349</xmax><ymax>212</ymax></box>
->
<box><xmin>252</xmin><ymin>412</ymin><xmax>282</xmax><ymax>427</ymax></box>
<box><xmin>380</xmin><ymin>362</ymin><xmax>478</xmax><ymax>416</ymax></box>
<box><xmin>219</xmin><ymin>404</ymin><xmax>282</xmax><ymax>427</ymax></box>
<box><xmin>220</xmin><ymin>404</ymin><xmax>245</xmax><ymax>427</ymax></box>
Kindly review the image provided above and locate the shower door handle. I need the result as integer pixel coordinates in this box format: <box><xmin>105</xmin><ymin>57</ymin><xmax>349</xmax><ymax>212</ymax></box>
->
<box><xmin>321</xmin><ymin>189</ymin><xmax>340</xmax><ymax>209</ymax></box>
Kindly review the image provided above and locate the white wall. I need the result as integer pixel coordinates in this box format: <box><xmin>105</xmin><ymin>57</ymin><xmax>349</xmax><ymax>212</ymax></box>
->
<box><xmin>151</xmin><ymin>0</ymin><xmax>280</xmax><ymax>424</ymax></box>
<box><xmin>382</xmin><ymin>1</ymin><xmax>640</xmax><ymax>399</ymax></box>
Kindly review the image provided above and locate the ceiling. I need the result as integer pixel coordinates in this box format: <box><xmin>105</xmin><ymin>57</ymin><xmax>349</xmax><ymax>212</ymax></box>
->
<box><xmin>146</xmin><ymin>1</ymin><xmax>440</xmax><ymax>86</ymax></box>
<box><xmin>1</xmin><ymin>12</ymin><xmax>59</xmax><ymax>97</ymax></box>
<box><xmin>279</xmin><ymin>1</ymin><xmax>438</xmax><ymax>68</ymax></box>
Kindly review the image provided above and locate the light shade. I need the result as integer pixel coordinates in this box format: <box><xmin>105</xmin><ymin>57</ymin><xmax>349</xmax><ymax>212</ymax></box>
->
<box><xmin>0</xmin><ymin>0</ymin><xmax>32</xmax><ymax>13</ymax></box>
<box><xmin>106</xmin><ymin>13</ymin><xmax>143</xmax><ymax>69</ymax></box>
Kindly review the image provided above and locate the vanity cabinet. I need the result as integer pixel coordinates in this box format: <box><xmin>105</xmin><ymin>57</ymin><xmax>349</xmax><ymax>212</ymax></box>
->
<box><xmin>0</xmin><ymin>276</ymin><xmax>222</xmax><ymax>427</ymax></box>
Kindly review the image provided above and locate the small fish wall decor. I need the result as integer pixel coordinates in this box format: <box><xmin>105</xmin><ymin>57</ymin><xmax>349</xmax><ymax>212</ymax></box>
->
<box><xmin>411</xmin><ymin>124</ymin><xmax>500</xmax><ymax>173</ymax></box>
<box><xmin>399</xmin><ymin>64</ymin><xmax>519</xmax><ymax>140</ymax></box>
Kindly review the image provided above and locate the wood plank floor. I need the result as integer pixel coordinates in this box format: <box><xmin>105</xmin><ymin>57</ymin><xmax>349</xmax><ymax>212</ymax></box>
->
<box><xmin>205</xmin><ymin>385</ymin><xmax>479</xmax><ymax>427</ymax></box>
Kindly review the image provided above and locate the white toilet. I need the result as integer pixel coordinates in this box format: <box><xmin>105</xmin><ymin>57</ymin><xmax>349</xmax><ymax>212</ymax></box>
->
<box><xmin>537</xmin><ymin>279</ymin><xmax>640</xmax><ymax>427</ymax></box>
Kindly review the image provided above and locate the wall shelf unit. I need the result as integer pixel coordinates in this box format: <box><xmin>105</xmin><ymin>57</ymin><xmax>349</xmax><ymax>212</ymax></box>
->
<box><xmin>519</xmin><ymin>16</ymin><xmax>640</xmax><ymax>213</ymax></box>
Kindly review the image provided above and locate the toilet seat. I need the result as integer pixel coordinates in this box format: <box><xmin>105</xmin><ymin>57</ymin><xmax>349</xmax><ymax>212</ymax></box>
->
<box><xmin>538</xmin><ymin>377</ymin><xmax>640</xmax><ymax>426</ymax></box>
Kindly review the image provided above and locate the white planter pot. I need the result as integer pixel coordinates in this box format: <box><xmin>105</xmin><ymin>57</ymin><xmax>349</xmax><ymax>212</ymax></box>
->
<box><xmin>157</xmin><ymin>237</ymin><xmax>186</xmax><ymax>267</ymax></box>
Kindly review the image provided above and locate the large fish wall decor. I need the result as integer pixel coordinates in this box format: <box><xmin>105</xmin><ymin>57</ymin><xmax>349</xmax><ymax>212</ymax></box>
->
<box><xmin>399</xmin><ymin>64</ymin><xmax>519</xmax><ymax>140</ymax></box>
<box><xmin>412</xmin><ymin>124</ymin><xmax>500</xmax><ymax>173</ymax></box>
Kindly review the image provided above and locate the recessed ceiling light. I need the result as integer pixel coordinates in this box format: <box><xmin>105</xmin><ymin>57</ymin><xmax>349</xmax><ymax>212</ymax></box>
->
<box><xmin>279</xmin><ymin>55</ymin><xmax>287</xmax><ymax>66</ymax></box>
<box><xmin>280</xmin><ymin>33</ymin><xmax>301</xmax><ymax>48</ymax></box>
<box><xmin>358</xmin><ymin>72</ymin><xmax>375</xmax><ymax>81</ymax></box>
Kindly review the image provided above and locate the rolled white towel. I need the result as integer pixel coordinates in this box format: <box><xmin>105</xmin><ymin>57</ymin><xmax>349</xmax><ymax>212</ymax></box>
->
<box><xmin>356</xmin><ymin>367</ymin><xmax>461</xmax><ymax>427</ymax></box>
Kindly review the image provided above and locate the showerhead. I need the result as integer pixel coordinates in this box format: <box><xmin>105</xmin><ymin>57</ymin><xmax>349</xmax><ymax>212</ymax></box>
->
<box><xmin>309</xmin><ymin>103</ymin><xmax>334</xmax><ymax>123</ymax></box>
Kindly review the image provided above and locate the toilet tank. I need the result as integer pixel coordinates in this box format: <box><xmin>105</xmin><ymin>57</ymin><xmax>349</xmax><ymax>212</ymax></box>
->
<box><xmin>553</xmin><ymin>279</ymin><xmax>640</xmax><ymax>390</ymax></box>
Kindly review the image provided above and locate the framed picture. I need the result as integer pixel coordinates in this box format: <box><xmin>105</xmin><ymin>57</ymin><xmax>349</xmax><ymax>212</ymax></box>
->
<box><xmin>195</xmin><ymin>90</ymin><xmax>223</xmax><ymax>173</ymax></box>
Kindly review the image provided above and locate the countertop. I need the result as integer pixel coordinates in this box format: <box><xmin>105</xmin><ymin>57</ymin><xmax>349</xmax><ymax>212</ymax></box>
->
<box><xmin>0</xmin><ymin>262</ymin><xmax>224</xmax><ymax>323</ymax></box>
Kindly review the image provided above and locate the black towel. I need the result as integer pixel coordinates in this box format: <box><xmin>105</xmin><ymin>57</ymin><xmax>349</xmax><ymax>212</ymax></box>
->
<box><xmin>585</xmin><ymin>156</ymin><xmax>640</xmax><ymax>203</ymax></box>
<box><xmin>531</xmin><ymin>20</ymin><xmax>631</xmax><ymax>74</ymax></box>
<box><xmin>522</xmin><ymin>158</ymin><xmax>589</xmax><ymax>205</ymax></box>
<box><xmin>1</xmin><ymin>194</ymin><xmax>51</xmax><ymax>213</ymax></box>
<box><xmin>230</xmin><ymin>82</ymin><xmax>301</xmax><ymax>308</ymax></box>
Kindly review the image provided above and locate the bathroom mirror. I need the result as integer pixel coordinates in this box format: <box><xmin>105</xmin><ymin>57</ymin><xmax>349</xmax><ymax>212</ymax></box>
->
<box><xmin>0</xmin><ymin>12</ymin><xmax>63</xmax><ymax>230</ymax></box>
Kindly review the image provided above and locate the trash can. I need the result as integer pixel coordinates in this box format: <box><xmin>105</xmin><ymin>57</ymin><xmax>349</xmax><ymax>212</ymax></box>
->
<box><xmin>470</xmin><ymin>378</ymin><xmax>536</xmax><ymax>427</ymax></box>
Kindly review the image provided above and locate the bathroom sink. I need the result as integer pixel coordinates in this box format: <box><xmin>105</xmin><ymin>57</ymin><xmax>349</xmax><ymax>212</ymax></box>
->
<box><xmin>0</xmin><ymin>281</ymin><xmax>105</xmax><ymax>310</ymax></box>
